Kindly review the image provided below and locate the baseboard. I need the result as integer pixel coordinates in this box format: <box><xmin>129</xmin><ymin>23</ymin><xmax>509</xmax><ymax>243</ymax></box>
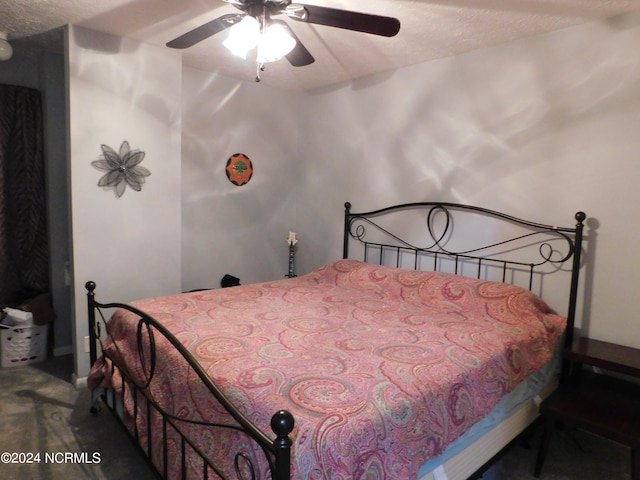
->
<box><xmin>73</xmin><ymin>373</ymin><xmax>87</xmax><ymax>389</ymax></box>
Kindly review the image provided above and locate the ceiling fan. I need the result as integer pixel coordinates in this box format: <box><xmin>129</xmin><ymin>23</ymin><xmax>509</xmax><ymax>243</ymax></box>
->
<box><xmin>166</xmin><ymin>0</ymin><xmax>401</xmax><ymax>81</ymax></box>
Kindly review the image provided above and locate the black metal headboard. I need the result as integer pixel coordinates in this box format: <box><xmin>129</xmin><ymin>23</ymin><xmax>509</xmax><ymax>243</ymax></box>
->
<box><xmin>343</xmin><ymin>202</ymin><xmax>586</xmax><ymax>349</ymax></box>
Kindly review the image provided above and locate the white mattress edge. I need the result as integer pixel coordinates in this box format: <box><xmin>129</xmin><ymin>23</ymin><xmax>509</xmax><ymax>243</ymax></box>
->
<box><xmin>418</xmin><ymin>378</ymin><xmax>557</xmax><ymax>480</ymax></box>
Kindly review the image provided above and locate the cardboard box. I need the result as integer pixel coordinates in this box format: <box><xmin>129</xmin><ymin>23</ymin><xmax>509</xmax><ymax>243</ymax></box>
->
<box><xmin>18</xmin><ymin>293</ymin><xmax>56</xmax><ymax>326</ymax></box>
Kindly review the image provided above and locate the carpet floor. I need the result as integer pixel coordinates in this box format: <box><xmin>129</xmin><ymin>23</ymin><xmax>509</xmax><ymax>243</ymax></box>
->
<box><xmin>0</xmin><ymin>354</ymin><xmax>631</xmax><ymax>480</ymax></box>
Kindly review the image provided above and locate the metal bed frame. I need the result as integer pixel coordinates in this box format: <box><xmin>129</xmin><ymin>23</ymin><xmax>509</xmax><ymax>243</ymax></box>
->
<box><xmin>87</xmin><ymin>201</ymin><xmax>586</xmax><ymax>480</ymax></box>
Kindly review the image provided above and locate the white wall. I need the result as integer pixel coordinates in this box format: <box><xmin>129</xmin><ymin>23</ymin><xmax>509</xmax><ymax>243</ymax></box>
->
<box><xmin>296</xmin><ymin>13</ymin><xmax>640</xmax><ymax>348</ymax></box>
<box><xmin>181</xmin><ymin>68</ymin><xmax>302</xmax><ymax>289</ymax></box>
<box><xmin>41</xmin><ymin>51</ymin><xmax>72</xmax><ymax>356</ymax></box>
<box><xmin>67</xmin><ymin>26</ymin><xmax>182</xmax><ymax>377</ymax></box>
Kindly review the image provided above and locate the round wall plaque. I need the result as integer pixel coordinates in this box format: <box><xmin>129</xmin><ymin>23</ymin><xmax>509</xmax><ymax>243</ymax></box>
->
<box><xmin>225</xmin><ymin>153</ymin><xmax>253</xmax><ymax>186</ymax></box>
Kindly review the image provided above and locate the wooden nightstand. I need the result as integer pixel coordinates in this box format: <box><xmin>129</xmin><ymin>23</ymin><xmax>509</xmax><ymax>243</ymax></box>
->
<box><xmin>535</xmin><ymin>338</ymin><xmax>640</xmax><ymax>479</ymax></box>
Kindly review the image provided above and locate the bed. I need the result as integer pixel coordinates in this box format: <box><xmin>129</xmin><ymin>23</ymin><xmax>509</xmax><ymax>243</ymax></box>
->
<box><xmin>86</xmin><ymin>201</ymin><xmax>586</xmax><ymax>480</ymax></box>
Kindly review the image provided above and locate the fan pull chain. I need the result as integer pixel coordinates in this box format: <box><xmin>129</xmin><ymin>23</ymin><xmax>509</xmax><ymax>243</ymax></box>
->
<box><xmin>255</xmin><ymin>6</ymin><xmax>267</xmax><ymax>82</ymax></box>
<box><xmin>255</xmin><ymin>62</ymin><xmax>265</xmax><ymax>82</ymax></box>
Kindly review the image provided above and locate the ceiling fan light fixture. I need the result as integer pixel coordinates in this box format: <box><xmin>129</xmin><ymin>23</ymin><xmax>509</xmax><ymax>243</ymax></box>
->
<box><xmin>257</xmin><ymin>22</ymin><xmax>296</xmax><ymax>63</ymax></box>
<box><xmin>223</xmin><ymin>15</ymin><xmax>260</xmax><ymax>59</ymax></box>
<box><xmin>0</xmin><ymin>31</ymin><xmax>13</xmax><ymax>61</ymax></box>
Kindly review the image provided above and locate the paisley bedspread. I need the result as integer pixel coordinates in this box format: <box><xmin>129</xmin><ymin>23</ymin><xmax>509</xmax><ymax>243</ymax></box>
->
<box><xmin>88</xmin><ymin>259</ymin><xmax>566</xmax><ymax>479</ymax></box>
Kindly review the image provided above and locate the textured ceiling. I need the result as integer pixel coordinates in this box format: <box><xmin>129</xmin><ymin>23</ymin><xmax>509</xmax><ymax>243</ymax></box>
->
<box><xmin>2</xmin><ymin>0</ymin><xmax>640</xmax><ymax>91</ymax></box>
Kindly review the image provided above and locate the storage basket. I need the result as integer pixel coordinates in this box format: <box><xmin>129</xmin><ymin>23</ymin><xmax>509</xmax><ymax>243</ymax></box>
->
<box><xmin>0</xmin><ymin>324</ymin><xmax>49</xmax><ymax>367</ymax></box>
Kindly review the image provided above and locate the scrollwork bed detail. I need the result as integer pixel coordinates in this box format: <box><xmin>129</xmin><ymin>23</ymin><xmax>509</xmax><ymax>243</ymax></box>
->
<box><xmin>87</xmin><ymin>201</ymin><xmax>586</xmax><ymax>480</ymax></box>
<box><xmin>343</xmin><ymin>202</ymin><xmax>585</xmax><ymax>351</ymax></box>
<box><xmin>86</xmin><ymin>284</ymin><xmax>294</xmax><ymax>480</ymax></box>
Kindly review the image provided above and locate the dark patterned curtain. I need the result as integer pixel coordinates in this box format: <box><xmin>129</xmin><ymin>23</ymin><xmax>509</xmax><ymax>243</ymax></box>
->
<box><xmin>0</xmin><ymin>85</ymin><xmax>49</xmax><ymax>305</ymax></box>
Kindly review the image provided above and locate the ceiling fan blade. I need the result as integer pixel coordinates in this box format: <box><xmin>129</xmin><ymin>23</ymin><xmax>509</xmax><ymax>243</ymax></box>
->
<box><xmin>290</xmin><ymin>5</ymin><xmax>400</xmax><ymax>37</ymax></box>
<box><xmin>279</xmin><ymin>22</ymin><xmax>315</xmax><ymax>67</ymax></box>
<box><xmin>166</xmin><ymin>13</ymin><xmax>243</xmax><ymax>49</ymax></box>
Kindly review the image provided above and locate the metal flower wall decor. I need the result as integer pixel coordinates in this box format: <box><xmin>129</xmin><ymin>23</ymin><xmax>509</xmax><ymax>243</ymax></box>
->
<box><xmin>91</xmin><ymin>141</ymin><xmax>151</xmax><ymax>197</ymax></box>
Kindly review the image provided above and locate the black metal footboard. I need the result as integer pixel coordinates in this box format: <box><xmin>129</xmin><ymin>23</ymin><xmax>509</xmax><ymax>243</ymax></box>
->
<box><xmin>86</xmin><ymin>281</ymin><xmax>294</xmax><ymax>480</ymax></box>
